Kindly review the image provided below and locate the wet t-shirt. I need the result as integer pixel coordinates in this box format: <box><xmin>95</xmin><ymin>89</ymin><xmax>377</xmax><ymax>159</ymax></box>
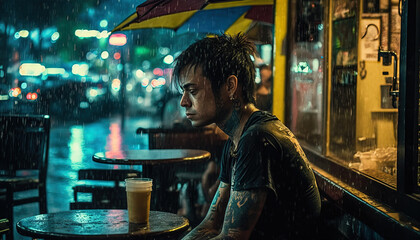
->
<box><xmin>219</xmin><ymin>111</ymin><xmax>321</xmax><ymax>239</ymax></box>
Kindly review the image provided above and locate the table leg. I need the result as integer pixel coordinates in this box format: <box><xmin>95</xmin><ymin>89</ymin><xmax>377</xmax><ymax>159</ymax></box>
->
<box><xmin>141</xmin><ymin>165</ymin><xmax>177</xmax><ymax>213</ymax></box>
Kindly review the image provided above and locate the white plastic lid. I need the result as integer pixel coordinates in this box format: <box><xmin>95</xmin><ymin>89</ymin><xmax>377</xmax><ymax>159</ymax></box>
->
<box><xmin>125</xmin><ymin>178</ymin><xmax>153</xmax><ymax>192</ymax></box>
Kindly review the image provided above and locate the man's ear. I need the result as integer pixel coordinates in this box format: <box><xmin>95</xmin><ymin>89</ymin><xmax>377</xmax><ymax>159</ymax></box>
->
<box><xmin>226</xmin><ymin>75</ymin><xmax>238</xmax><ymax>97</ymax></box>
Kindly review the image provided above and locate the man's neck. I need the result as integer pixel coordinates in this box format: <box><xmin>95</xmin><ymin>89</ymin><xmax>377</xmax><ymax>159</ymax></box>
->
<box><xmin>218</xmin><ymin>103</ymin><xmax>257</xmax><ymax>149</ymax></box>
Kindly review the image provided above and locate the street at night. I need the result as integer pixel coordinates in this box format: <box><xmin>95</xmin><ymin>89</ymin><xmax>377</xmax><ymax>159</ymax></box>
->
<box><xmin>2</xmin><ymin>0</ymin><xmax>420</xmax><ymax>239</ymax></box>
<box><xmin>12</xmin><ymin>115</ymin><xmax>159</xmax><ymax>239</ymax></box>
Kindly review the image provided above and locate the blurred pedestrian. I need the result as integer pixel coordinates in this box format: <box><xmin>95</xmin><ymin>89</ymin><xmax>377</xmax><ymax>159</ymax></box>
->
<box><xmin>172</xmin><ymin>33</ymin><xmax>321</xmax><ymax>239</ymax></box>
<box><xmin>255</xmin><ymin>64</ymin><xmax>273</xmax><ymax>111</ymax></box>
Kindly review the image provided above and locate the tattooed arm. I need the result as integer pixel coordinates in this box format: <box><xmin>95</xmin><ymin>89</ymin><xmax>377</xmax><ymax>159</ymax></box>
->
<box><xmin>212</xmin><ymin>188</ymin><xmax>267</xmax><ymax>240</ymax></box>
<box><xmin>182</xmin><ymin>182</ymin><xmax>231</xmax><ymax>240</ymax></box>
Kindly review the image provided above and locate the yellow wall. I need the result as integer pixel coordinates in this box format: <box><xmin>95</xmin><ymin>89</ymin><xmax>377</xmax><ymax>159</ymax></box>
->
<box><xmin>272</xmin><ymin>0</ymin><xmax>288</xmax><ymax>122</ymax></box>
<box><xmin>356</xmin><ymin>4</ymin><xmax>398</xmax><ymax>149</ymax></box>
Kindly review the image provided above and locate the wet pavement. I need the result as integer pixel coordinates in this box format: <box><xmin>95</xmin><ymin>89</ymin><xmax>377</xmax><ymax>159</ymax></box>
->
<box><xmin>12</xmin><ymin>114</ymin><xmax>161</xmax><ymax>240</ymax></box>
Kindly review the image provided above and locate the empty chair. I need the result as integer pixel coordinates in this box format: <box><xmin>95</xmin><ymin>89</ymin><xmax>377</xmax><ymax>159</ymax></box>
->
<box><xmin>0</xmin><ymin>114</ymin><xmax>50</xmax><ymax>240</ymax></box>
<box><xmin>70</xmin><ymin>169</ymin><xmax>141</xmax><ymax>210</ymax></box>
<box><xmin>0</xmin><ymin>218</ymin><xmax>11</xmax><ymax>240</ymax></box>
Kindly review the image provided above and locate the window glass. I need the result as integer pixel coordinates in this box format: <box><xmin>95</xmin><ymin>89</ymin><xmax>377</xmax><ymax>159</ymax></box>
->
<box><xmin>329</xmin><ymin>0</ymin><xmax>400</xmax><ymax>187</ymax></box>
<box><xmin>288</xmin><ymin>0</ymin><xmax>401</xmax><ymax>187</ymax></box>
<box><xmin>288</xmin><ymin>0</ymin><xmax>325</xmax><ymax>152</ymax></box>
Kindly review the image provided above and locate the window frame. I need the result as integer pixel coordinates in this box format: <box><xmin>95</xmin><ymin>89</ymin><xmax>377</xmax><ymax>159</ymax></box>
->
<box><xmin>285</xmin><ymin>0</ymin><xmax>420</xmax><ymax>222</ymax></box>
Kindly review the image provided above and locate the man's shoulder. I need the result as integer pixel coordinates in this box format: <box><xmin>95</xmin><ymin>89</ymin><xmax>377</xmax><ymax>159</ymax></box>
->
<box><xmin>243</xmin><ymin>115</ymin><xmax>287</xmax><ymax>139</ymax></box>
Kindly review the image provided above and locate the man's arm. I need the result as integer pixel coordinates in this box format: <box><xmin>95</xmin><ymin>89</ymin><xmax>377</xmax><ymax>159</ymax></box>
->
<box><xmin>182</xmin><ymin>181</ymin><xmax>231</xmax><ymax>240</ymax></box>
<box><xmin>213</xmin><ymin>188</ymin><xmax>267</xmax><ymax>240</ymax></box>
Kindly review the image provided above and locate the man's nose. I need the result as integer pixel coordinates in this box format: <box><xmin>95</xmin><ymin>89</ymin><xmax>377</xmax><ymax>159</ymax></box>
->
<box><xmin>180</xmin><ymin>93</ymin><xmax>191</xmax><ymax>108</ymax></box>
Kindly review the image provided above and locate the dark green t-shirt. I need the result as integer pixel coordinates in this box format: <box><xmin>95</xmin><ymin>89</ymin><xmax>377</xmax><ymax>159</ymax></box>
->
<box><xmin>219</xmin><ymin>111</ymin><xmax>321</xmax><ymax>239</ymax></box>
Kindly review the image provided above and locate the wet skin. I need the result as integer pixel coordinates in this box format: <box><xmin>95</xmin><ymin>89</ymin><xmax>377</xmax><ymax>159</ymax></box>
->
<box><xmin>179</xmin><ymin>67</ymin><xmax>221</xmax><ymax>128</ymax></box>
<box><xmin>183</xmin><ymin>182</ymin><xmax>267</xmax><ymax>240</ymax></box>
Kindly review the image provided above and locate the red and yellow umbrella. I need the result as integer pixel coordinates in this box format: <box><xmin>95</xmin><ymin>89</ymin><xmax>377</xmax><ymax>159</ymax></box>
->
<box><xmin>112</xmin><ymin>0</ymin><xmax>273</xmax><ymax>40</ymax></box>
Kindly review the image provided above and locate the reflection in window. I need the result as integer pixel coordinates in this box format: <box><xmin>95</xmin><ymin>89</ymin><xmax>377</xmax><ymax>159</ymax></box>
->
<box><xmin>288</xmin><ymin>0</ymin><xmax>324</xmax><ymax>152</ymax></box>
<box><xmin>288</xmin><ymin>0</ymin><xmax>401</xmax><ymax>187</ymax></box>
<box><xmin>331</xmin><ymin>1</ymin><xmax>400</xmax><ymax>187</ymax></box>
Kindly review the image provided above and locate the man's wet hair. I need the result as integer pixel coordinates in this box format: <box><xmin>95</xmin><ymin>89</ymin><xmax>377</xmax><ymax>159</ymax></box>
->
<box><xmin>172</xmin><ymin>33</ymin><xmax>256</xmax><ymax>104</ymax></box>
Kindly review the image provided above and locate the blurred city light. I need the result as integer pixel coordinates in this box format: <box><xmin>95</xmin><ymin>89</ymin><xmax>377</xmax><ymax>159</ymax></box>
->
<box><xmin>141</xmin><ymin>78</ymin><xmax>149</xmax><ymax>87</ymax></box>
<box><xmin>100</xmin><ymin>19</ymin><xmax>108</xmax><ymax>28</ymax></box>
<box><xmin>146</xmin><ymin>85</ymin><xmax>153</xmax><ymax>92</ymax></box>
<box><xmin>51</xmin><ymin>32</ymin><xmax>60</xmax><ymax>41</ymax></box>
<box><xmin>0</xmin><ymin>95</ymin><xmax>9</xmax><ymax>101</ymax></box>
<box><xmin>163</xmin><ymin>55</ymin><xmax>174</xmax><ymax>64</ymax></box>
<box><xmin>89</xmin><ymin>88</ymin><xmax>98</xmax><ymax>97</ymax></box>
<box><xmin>135</xmin><ymin>69</ymin><xmax>144</xmax><ymax>78</ymax></box>
<box><xmin>151</xmin><ymin>79</ymin><xmax>158</xmax><ymax>88</ymax></box>
<box><xmin>101</xmin><ymin>51</ymin><xmax>109</xmax><ymax>60</ymax></box>
<box><xmin>164</xmin><ymin>68</ymin><xmax>173</xmax><ymax>76</ymax></box>
<box><xmin>109</xmin><ymin>33</ymin><xmax>127</xmax><ymax>46</ymax></box>
<box><xmin>72</xmin><ymin>63</ymin><xmax>89</xmax><ymax>76</ymax></box>
<box><xmin>9</xmin><ymin>87</ymin><xmax>21</xmax><ymax>97</ymax></box>
<box><xmin>46</xmin><ymin>67</ymin><xmax>66</xmax><ymax>75</ymax></box>
<box><xmin>153</xmin><ymin>68</ymin><xmax>163</xmax><ymax>76</ymax></box>
<box><xmin>158</xmin><ymin>77</ymin><xmax>166</xmax><ymax>85</ymax></box>
<box><xmin>158</xmin><ymin>47</ymin><xmax>170</xmax><ymax>55</ymax></box>
<box><xmin>19</xmin><ymin>63</ymin><xmax>46</xmax><ymax>76</ymax></box>
<box><xmin>111</xmin><ymin>78</ymin><xmax>121</xmax><ymax>91</ymax></box>
<box><xmin>21</xmin><ymin>82</ymin><xmax>27</xmax><ymax>89</ymax></box>
<box><xmin>30</xmin><ymin>29</ymin><xmax>39</xmax><ymax>41</ymax></box>
<box><xmin>75</xmin><ymin>29</ymin><xmax>109</xmax><ymax>39</ymax></box>
<box><xmin>18</xmin><ymin>30</ymin><xmax>29</xmax><ymax>38</ymax></box>
<box><xmin>26</xmin><ymin>92</ymin><xmax>38</xmax><ymax>100</ymax></box>
<box><xmin>86</xmin><ymin>52</ymin><xmax>97</xmax><ymax>60</ymax></box>
<box><xmin>142</xmin><ymin>60</ymin><xmax>151</xmax><ymax>70</ymax></box>
<box><xmin>150</xmin><ymin>77</ymin><xmax>166</xmax><ymax>88</ymax></box>
<box><xmin>96</xmin><ymin>31</ymin><xmax>109</xmax><ymax>39</ymax></box>
<box><xmin>113</xmin><ymin>52</ymin><xmax>121</xmax><ymax>60</ymax></box>
<box><xmin>126</xmin><ymin>83</ymin><xmax>133</xmax><ymax>91</ymax></box>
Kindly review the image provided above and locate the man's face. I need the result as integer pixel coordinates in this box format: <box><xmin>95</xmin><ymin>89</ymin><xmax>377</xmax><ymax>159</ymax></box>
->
<box><xmin>179</xmin><ymin>66</ymin><xmax>219</xmax><ymax>127</ymax></box>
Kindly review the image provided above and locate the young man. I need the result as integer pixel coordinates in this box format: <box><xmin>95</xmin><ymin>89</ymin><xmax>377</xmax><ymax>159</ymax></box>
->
<box><xmin>172</xmin><ymin>34</ymin><xmax>321</xmax><ymax>240</ymax></box>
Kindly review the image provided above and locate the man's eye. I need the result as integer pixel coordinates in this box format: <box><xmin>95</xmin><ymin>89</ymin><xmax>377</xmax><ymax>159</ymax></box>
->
<box><xmin>189</xmin><ymin>89</ymin><xmax>197</xmax><ymax>95</ymax></box>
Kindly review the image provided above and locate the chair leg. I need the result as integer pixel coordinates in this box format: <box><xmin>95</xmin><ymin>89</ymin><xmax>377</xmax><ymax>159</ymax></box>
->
<box><xmin>39</xmin><ymin>185</ymin><xmax>47</xmax><ymax>214</ymax></box>
<box><xmin>6</xmin><ymin>190</ymin><xmax>14</xmax><ymax>240</ymax></box>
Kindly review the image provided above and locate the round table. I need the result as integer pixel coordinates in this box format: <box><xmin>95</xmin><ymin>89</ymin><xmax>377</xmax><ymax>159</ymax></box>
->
<box><xmin>92</xmin><ymin>149</ymin><xmax>211</xmax><ymax>166</ymax></box>
<box><xmin>92</xmin><ymin>149</ymin><xmax>211</xmax><ymax>212</ymax></box>
<box><xmin>16</xmin><ymin>210</ymin><xmax>189</xmax><ymax>240</ymax></box>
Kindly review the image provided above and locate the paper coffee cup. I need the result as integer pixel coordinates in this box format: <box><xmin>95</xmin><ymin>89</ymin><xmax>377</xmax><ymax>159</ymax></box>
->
<box><xmin>125</xmin><ymin>178</ymin><xmax>153</xmax><ymax>223</ymax></box>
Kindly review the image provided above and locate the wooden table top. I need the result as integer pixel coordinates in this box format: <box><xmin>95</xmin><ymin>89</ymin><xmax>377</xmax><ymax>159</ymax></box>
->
<box><xmin>16</xmin><ymin>210</ymin><xmax>189</xmax><ymax>240</ymax></box>
<box><xmin>92</xmin><ymin>149</ymin><xmax>211</xmax><ymax>165</ymax></box>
